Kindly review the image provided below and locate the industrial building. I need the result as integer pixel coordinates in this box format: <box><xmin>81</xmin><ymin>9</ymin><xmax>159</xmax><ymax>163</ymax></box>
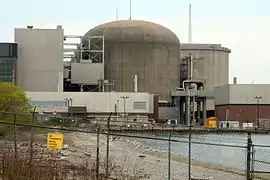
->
<box><xmin>15</xmin><ymin>26</ymin><xmax>64</xmax><ymax>92</ymax></box>
<box><xmin>26</xmin><ymin>92</ymin><xmax>158</xmax><ymax>121</ymax></box>
<box><xmin>215</xmin><ymin>84</ymin><xmax>270</xmax><ymax>128</ymax></box>
<box><xmin>0</xmin><ymin>19</ymin><xmax>269</xmax><ymax>127</ymax></box>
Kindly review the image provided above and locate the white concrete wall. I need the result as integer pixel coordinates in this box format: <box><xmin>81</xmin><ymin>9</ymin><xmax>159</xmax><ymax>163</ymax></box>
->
<box><xmin>214</xmin><ymin>84</ymin><xmax>270</xmax><ymax>105</ymax></box>
<box><xmin>15</xmin><ymin>26</ymin><xmax>64</xmax><ymax>92</ymax></box>
<box><xmin>26</xmin><ymin>92</ymin><xmax>154</xmax><ymax>114</ymax></box>
<box><xmin>229</xmin><ymin>84</ymin><xmax>270</xmax><ymax>104</ymax></box>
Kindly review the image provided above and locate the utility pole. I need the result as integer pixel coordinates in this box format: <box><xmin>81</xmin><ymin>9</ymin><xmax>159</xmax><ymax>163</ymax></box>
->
<box><xmin>254</xmin><ymin>96</ymin><xmax>262</xmax><ymax>129</ymax></box>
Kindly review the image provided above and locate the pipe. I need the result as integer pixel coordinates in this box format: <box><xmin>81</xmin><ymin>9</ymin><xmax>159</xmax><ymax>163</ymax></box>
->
<box><xmin>189</xmin><ymin>53</ymin><xmax>193</xmax><ymax>80</ymax></box>
<box><xmin>134</xmin><ymin>74</ymin><xmax>138</xmax><ymax>92</ymax></box>
<box><xmin>233</xmin><ymin>77</ymin><xmax>237</xmax><ymax>84</ymax></box>
<box><xmin>188</xmin><ymin>4</ymin><xmax>192</xmax><ymax>43</ymax></box>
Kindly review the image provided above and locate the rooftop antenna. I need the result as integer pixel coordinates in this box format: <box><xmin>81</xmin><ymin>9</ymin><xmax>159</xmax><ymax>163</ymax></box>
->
<box><xmin>116</xmin><ymin>8</ymin><xmax>119</xmax><ymax>20</ymax></box>
<box><xmin>188</xmin><ymin>4</ymin><xmax>192</xmax><ymax>43</ymax></box>
<box><xmin>129</xmin><ymin>0</ymin><xmax>132</xmax><ymax>20</ymax></box>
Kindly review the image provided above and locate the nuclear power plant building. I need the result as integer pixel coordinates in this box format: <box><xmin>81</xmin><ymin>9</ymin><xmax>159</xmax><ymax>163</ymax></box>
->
<box><xmin>1</xmin><ymin>20</ymin><xmax>270</xmax><ymax>127</ymax></box>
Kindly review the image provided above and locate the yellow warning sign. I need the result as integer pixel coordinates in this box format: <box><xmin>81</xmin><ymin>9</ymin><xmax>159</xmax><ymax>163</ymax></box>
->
<box><xmin>47</xmin><ymin>133</ymin><xmax>64</xmax><ymax>150</ymax></box>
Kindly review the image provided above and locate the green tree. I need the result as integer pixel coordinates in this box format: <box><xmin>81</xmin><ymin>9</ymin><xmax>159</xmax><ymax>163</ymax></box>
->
<box><xmin>0</xmin><ymin>82</ymin><xmax>30</xmax><ymax>113</ymax></box>
<box><xmin>0</xmin><ymin>82</ymin><xmax>32</xmax><ymax>136</ymax></box>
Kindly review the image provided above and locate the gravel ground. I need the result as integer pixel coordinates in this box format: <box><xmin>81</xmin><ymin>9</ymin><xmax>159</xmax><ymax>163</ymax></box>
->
<box><xmin>63</xmin><ymin>132</ymin><xmax>247</xmax><ymax>180</ymax></box>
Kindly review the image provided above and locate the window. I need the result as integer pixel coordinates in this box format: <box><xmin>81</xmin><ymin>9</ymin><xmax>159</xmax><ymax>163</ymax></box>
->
<box><xmin>133</xmin><ymin>101</ymin><xmax>147</xmax><ymax>110</ymax></box>
<box><xmin>0</xmin><ymin>58</ymin><xmax>15</xmax><ymax>82</ymax></box>
<box><xmin>30</xmin><ymin>101</ymin><xmax>66</xmax><ymax>108</ymax></box>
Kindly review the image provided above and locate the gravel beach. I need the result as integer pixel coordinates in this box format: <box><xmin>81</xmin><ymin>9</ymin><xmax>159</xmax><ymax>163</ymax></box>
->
<box><xmin>63</xmin><ymin>132</ymin><xmax>247</xmax><ymax>180</ymax></box>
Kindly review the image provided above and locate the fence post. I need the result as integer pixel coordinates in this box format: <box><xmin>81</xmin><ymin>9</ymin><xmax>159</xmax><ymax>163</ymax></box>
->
<box><xmin>106</xmin><ymin>112</ymin><xmax>112</xmax><ymax>179</ymax></box>
<box><xmin>246</xmin><ymin>132</ymin><xmax>252</xmax><ymax>180</ymax></box>
<box><xmin>96</xmin><ymin>125</ymin><xmax>100</xmax><ymax>180</ymax></box>
<box><xmin>29</xmin><ymin>107</ymin><xmax>36</xmax><ymax>177</ymax></box>
<box><xmin>168</xmin><ymin>130</ymin><xmax>171</xmax><ymax>180</ymax></box>
<box><xmin>13</xmin><ymin>114</ymin><xmax>17</xmax><ymax>161</ymax></box>
<box><xmin>2</xmin><ymin>151</ymin><xmax>5</xmax><ymax>180</ymax></box>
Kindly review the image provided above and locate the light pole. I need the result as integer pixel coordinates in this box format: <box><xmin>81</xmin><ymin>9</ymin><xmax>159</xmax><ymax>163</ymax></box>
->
<box><xmin>64</xmin><ymin>98</ymin><xmax>73</xmax><ymax>117</ymax></box>
<box><xmin>120</xmin><ymin>96</ymin><xmax>129</xmax><ymax>122</ymax></box>
<box><xmin>254</xmin><ymin>96</ymin><xmax>262</xmax><ymax>128</ymax></box>
<box><xmin>116</xmin><ymin>99</ymin><xmax>119</xmax><ymax>121</ymax></box>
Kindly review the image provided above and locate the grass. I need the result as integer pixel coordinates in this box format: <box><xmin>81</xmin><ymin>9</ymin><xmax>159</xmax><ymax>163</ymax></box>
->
<box><xmin>0</xmin><ymin>114</ymin><xmax>33</xmax><ymax>137</ymax></box>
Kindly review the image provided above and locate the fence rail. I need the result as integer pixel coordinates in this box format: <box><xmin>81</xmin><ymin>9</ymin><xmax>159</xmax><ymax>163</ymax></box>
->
<box><xmin>0</xmin><ymin>111</ymin><xmax>269</xmax><ymax>180</ymax></box>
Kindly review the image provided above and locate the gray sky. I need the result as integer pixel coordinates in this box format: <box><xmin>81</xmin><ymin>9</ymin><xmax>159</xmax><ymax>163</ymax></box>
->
<box><xmin>1</xmin><ymin>0</ymin><xmax>269</xmax><ymax>84</ymax></box>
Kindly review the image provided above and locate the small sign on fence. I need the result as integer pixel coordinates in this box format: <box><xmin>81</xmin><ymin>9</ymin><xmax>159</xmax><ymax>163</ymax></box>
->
<box><xmin>47</xmin><ymin>133</ymin><xmax>64</xmax><ymax>150</ymax></box>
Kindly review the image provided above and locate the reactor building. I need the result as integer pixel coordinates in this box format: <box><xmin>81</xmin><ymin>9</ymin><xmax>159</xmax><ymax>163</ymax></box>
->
<box><xmin>82</xmin><ymin>20</ymin><xmax>180</xmax><ymax>101</ymax></box>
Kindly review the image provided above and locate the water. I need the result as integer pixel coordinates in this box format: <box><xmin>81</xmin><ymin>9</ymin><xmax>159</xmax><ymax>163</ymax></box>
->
<box><xmin>132</xmin><ymin>134</ymin><xmax>270</xmax><ymax>172</ymax></box>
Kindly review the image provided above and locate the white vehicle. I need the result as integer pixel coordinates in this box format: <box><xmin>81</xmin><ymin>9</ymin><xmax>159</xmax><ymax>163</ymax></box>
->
<box><xmin>166</xmin><ymin>119</ymin><xmax>178</xmax><ymax>127</ymax></box>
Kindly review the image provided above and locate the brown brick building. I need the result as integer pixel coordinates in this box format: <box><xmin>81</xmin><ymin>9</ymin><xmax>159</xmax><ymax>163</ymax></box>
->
<box><xmin>215</xmin><ymin>104</ymin><xmax>270</xmax><ymax>124</ymax></box>
<box><xmin>214</xmin><ymin>84</ymin><xmax>270</xmax><ymax>128</ymax></box>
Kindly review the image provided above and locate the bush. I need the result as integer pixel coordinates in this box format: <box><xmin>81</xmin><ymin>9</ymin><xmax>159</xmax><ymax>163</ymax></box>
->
<box><xmin>45</xmin><ymin>116</ymin><xmax>62</xmax><ymax>126</ymax></box>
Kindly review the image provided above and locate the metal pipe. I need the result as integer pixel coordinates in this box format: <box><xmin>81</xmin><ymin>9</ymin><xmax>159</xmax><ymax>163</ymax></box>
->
<box><xmin>116</xmin><ymin>8</ymin><xmax>119</xmax><ymax>20</ymax></box>
<box><xmin>189</xmin><ymin>53</ymin><xmax>193</xmax><ymax>80</ymax></box>
<box><xmin>129</xmin><ymin>0</ymin><xmax>132</xmax><ymax>20</ymax></box>
<box><xmin>188</xmin><ymin>4</ymin><xmax>192</xmax><ymax>43</ymax></box>
<box><xmin>134</xmin><ymin>74</ymin><xmax>138</xmax><ymax>92</ymax></box>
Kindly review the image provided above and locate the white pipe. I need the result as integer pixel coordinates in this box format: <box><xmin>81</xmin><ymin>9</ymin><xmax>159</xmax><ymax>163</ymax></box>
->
<box><xmin>188</xmin><ymin>4</ymin><xmax>192</xmax><ymax>43</ymax></box>
<box><xmin>134</xmin><ymin>74</ymin><xmax>138</xmax><ymax>92</ymax></box>
<box><xmin>190</xmin><ymin>54</ymin><xmax>193</xmax><ymax>80</ymax></box>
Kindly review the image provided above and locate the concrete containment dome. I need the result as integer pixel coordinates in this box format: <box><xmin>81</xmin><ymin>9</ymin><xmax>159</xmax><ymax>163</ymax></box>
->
<box><xmin>84</xmin><ymin>20</ymin><xmax>180</xmax><ymax>100</ymax></box>
<box><xmin>85</xmin><ymin>20</ymin><xmax>180</xmax><ymax>45</ymax></box>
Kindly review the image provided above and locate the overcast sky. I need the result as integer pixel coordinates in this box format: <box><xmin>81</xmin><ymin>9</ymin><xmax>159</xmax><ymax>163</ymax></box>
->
<box><xmin>1</xmin><ymin>0</ymin><xmax>269</xmax><ymax>84</ymax></box>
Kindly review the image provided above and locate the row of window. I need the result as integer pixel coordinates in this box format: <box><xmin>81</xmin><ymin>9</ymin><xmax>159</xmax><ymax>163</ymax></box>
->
<box><xmin>30</xmin><ymin>101</ymin><xmax>147</xmax><ymax>110</ymax></box>
<box><xmin>30</xmin><ymin>101</ymin><xmax>67</xmax><ymax>108</ymax></box>
<box><xmin>0</xmin><ymin>76</ymin><xmax>13</xmax><ymax>82</ymax></box>
<box><xmin>0</xmin><ymin>59</ymin><xmax>15</xmax><ymax>82</ymax></box>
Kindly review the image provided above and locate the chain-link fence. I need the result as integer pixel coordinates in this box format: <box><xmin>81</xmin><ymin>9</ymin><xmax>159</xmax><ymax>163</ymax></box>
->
<box><xmin>0</xmin><ymin>111</ymin><xmax>269</xmax><ymax>180</ymax></box>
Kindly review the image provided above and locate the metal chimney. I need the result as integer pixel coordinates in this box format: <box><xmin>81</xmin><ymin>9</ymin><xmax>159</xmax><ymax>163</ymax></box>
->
<box><xmin>233</xmin><ymin>77</ymin><xmax>237</xmax><ymax>84</ymax></box>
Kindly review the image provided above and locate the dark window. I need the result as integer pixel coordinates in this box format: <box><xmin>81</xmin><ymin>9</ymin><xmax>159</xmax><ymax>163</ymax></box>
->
<box><xmin>0</xmin><ymin>58</ymin><xmax>16</xmax><ymax>82</ymax></box>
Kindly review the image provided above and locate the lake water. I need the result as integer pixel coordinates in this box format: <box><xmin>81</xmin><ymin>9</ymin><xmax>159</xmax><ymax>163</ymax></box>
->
<box><xmin>133</xmin><ymin>133</ymin><xmax>270</xmax><ymax>172</ymax></box>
